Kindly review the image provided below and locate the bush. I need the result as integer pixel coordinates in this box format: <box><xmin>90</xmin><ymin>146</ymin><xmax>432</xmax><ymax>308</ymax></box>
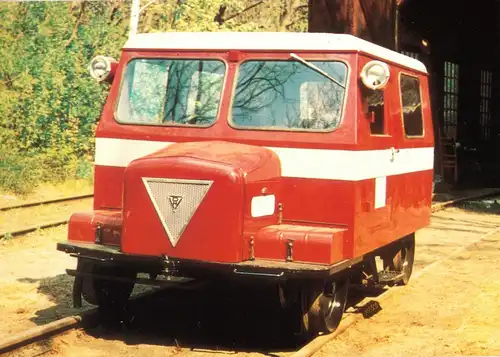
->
<box><xmin>0</xmin><ymin>148</ymin><xmax>93</xmax><ymax>195</ymax></box>
<box><xmin>0</xmin><ymin>150</ymin><xmax>44</xmax><ymax>194</ymax></box>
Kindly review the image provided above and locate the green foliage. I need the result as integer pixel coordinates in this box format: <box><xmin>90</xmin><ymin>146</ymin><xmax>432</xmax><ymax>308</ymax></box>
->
<box><xmin>0</xmin><ymin>0</ymin><xmax>308</xmax><ymax>195</ymax></box>
<box><xmin>2</xmin><ymin>232</ymin><xmax>13</xmax><ymax>241</ymax></box>
<box><xmin>0</xmin><ymin>148</ymin><xmax>44</xmax><ymax>194</ymax></box>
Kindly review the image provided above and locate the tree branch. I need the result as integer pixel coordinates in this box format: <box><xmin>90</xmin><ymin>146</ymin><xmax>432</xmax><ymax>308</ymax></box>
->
<box><xmin>218</xmin><ymin>0</ymin><xmax>267</xmax><ymax>24</ymax></box>
<box><xmin>279</xmin><ymin>0</ymin><xmax>299</xmax><ymax>31</ymax></box>
<box><xmin>214</xmin><ymin>5</ymin><xmax>227</xmax><ymax>25</ymax></box>
<box><xmin>65</xmin><ymin>1</ymin><xmax>86</xmax><ymax>48</ymax></box>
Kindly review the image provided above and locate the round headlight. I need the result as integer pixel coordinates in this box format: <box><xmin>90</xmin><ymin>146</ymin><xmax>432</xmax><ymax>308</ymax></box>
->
<box><xmin>89</xmin><ymin>55</ymin><xmax>117</xmax><ymax>82</ymax></box>
<box><xmin>360</xmin><ymin>60</ymin><xmax>391</xmax><ymax>90</ymax></box>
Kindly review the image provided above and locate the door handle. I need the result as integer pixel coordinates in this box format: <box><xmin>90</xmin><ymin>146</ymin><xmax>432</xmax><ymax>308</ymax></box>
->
<box><xmin>390</xmin><ymin>147</ymin><xmax>400</xmax><ymax>162</ymax></box>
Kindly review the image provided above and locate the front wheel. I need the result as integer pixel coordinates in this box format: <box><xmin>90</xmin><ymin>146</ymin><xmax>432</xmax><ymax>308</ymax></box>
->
<box><xmin>79</xmin><ymin>261</ymin><xmax>136</xmax><ymax>307</ymax></box>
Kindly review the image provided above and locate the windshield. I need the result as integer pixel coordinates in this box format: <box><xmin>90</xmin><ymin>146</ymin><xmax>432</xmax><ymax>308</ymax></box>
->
<box><xmin>230</xmin><ymin>60</ymin><xmax>348</xmax><ymax>131</ymax></box>
<box><xmin>116</xmin><ymin>58</ymin><xmax>225</xmax><ymax>126</ymax></box>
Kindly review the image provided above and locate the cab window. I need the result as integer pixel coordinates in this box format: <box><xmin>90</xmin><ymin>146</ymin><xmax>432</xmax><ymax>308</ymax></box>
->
<box><xmin>116</xmin><ymin>58</ymin><xmax>226</xmax><ymax>126</ymax></box>
<box><xmin>400</xmin><ymin>74</ymin><xmax>424</xmax><ymax>136</ymax></box>
<box><xmin>230</xmin><ymin>60</ymin><xmax>348</xmax><ymax>131</ymax></box>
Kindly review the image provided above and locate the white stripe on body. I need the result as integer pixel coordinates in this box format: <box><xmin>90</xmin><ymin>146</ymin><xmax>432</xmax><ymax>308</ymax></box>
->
<box><xmin>94</xmin><ymin>137</ymin><xmax>434</xmax><ymax>182</ymax></box>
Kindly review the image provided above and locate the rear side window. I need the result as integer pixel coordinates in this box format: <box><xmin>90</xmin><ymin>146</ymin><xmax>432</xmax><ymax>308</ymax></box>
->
<box><xmin>364</xmin><ymin>89</ymin><xmax>385</xmax><ymax>135</ymax></box>
<box><xmin>400</xmin><ymin>74</ymin><xmax>424</xmax><ymax>137</ymax></box>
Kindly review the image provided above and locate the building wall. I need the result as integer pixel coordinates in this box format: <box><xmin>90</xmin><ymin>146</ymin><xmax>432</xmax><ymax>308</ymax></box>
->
<box><xmin>308</xmin><ymin>0</ymin><xmax>396</xmax><ymax>50</ymax></box>
<box><xmin>308</xmin><ymin>0</ymin><xmax>500</xmax><ymax>187</ymax></box>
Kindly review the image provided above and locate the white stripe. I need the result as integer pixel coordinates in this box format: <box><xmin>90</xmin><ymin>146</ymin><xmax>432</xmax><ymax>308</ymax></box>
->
<box><xmin>123</xmin><ymin>32</ymin><xmax>427</xmax><ymax>74</ymax></box>
<box><xmin>94</xmin><ymin>137</ymin><xmax>434</xmax><ymax>181</ymax></box>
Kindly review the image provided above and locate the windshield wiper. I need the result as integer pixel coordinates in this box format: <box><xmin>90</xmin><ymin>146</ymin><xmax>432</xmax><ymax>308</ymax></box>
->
<box><xmin>290</xmin><ymin>53</ymin><xmax>346</xmax><ymax>89</ymax></box>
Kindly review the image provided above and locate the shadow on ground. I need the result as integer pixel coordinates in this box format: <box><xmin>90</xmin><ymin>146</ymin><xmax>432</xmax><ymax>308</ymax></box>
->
<box><xmin>17</xmin><ymin>274</ymin><xmax>93</xmax><ymax>325</ymax></box>
<box><xmin>455</xmin><ymin>197</ymin><xmax>500</xmax><ymax>215</ymax></box>
<box><xmin>11</xmin><ymin>268</ymin><xmax>389</xmax><ymax>355</ymax></box>
<box><xmin>65</xmin><ymin>282</ymin><xmax>386</xmax><ymax>355</ymax></box>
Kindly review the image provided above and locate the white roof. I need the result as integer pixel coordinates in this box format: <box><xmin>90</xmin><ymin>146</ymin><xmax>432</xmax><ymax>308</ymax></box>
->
<box><xmin>123</xmin><ymin>32</ymin><xmax>427</xmax><ymax>73</ymax></box>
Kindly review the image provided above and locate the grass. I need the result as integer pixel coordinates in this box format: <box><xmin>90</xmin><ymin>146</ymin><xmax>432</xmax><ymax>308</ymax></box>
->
<box><xmin>0</xmin><ymin>148</ymin><xmax>94</xmax><ymax>197</ymax></box>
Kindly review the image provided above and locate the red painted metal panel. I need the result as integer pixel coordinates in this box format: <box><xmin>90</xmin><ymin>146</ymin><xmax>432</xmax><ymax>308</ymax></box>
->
<box><xmin>253</xmin><ymin>224</ymin><xmax>345</xmax><ymax>265</ymax></box>
<box><xmin>67</xmin><ymin>45</ymin><xmax>434</xmax><ymax>269</ymax></box>
<box><xmin>67</xmin><ymin>210</ymin><xmax>122</xmax><ymax>246</ymax></box>
<box><xmin>93</xmin><ymin>165</ymin><xmax>124</xmax><ymax>210</ymax></box>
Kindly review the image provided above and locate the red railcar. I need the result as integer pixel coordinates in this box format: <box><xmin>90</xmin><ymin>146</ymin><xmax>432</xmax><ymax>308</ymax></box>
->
<box><xmin>57</xmin><ymin>32</ymin><xmax>434</xmax><ymax>337</ymax></box>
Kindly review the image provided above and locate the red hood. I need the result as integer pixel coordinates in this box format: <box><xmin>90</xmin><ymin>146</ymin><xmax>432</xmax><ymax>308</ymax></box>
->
<box><xmin>139</xmin><ymin>140</ymin><xmax>281</xmax><ymax>183</ymax></box>
<box><xmin>120</xmin><ymin>140</ymin><xmax>282</xmax><ymax>262</ymax></box>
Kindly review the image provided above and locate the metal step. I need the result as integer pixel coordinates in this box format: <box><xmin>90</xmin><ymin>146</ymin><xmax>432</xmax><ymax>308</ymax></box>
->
<box><xmin>377</xmin><ymin>270</ymin><xmax>404</xmax><ymax>284</ymax></box>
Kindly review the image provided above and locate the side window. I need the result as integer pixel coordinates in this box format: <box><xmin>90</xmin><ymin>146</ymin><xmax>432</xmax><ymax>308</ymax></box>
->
<box><xmin>400</xmin><ymin>74</ymin><xmax>424</xmax><ymax>137</ymax></box>
<box><xmin>362</xmin><ymin>88</ymin><xmax>385</xmax><ymax>135</ymax></box>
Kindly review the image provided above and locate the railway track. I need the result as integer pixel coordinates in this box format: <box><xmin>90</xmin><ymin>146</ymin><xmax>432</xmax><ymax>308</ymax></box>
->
<box><xmin>0</xmin><ymin>194</ymin><xmax>93</xmax><ymax>240</ymax></box>
<box><xmin>2</xmin><ymin>190</ymin><xmax>500</xmax><ymax>357</ymax></box>
<box><xmin>0</xmin><ymin>194</ymin><xmax>93</xmax><ymax>212</ymax></box>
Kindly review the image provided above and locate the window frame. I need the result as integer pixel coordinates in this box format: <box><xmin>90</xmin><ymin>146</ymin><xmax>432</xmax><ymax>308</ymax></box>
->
<box><xmin>398</xmin><ymin>71</ymin><xmax>425</xmax><ymax>139</ymax></box>
<box><xmin>227</xmin><ymin>57</ymin><xmax>351</xmax><ymax>133</ymax></box>
<box><xmin>479</xmin><ymin>69</ymin><xmax>493</xmax><ymax>140</ymax></box>
<box><xmin>442</xmin><ymin>61</ymin><xmax>459</xmax><ymax>140</ymax></box>
<box><xmin>113</xmin><ymin>56</ymin><xmax>228</xmax><ymax>129</ymax></box>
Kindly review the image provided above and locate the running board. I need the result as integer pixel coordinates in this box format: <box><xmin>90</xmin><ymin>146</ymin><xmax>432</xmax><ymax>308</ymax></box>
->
<box><xmin>377</xmin><ymin>270</ymin><xmax>404</xmax><ymax>285</ymax></box>
<box><xmin>66</xmin><ymin>269</ymin><xmax>201</xmax><ymax>288</ymax></box>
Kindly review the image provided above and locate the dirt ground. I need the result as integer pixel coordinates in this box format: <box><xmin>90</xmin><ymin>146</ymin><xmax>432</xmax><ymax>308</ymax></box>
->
<box><xmin>0</xmin><ymin>198</ymin><xmax>93</xmax><ymax>235</ymax></box>
<box><xmin>314</xmin><ymin>214</ymin><xmax>500</xmax><ymax>357</ymax></box>
<box><xmin>2</xmin><ymin>202</ymin><xmax>500</xmax><ymax>357</ymax></box>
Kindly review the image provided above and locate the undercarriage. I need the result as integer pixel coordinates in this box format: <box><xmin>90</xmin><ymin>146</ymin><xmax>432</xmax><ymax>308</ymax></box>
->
<box><xmin>58</xmin><ymin>233</ymin><xmax>415</xmax><ymax>337</ymax></box>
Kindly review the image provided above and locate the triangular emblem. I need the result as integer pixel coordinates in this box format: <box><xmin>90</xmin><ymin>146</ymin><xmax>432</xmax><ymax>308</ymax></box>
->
<box><xmin>142</xmin><ymin>178</ymin><xmax>213</xmax><ymax>247</ymax></box>
<box><xmin>168</xmin><ymin>195</ymin><xmax>183</xmax><ymax>210</ymax></box>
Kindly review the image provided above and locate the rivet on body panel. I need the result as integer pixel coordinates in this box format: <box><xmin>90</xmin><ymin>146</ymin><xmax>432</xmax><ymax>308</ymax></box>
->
<box><xmin>278</xmin><ymin>203</ymin><xmax>283</xmax><ymax>224</ymax></box>
<box><xmin>249</xmin><ymin>236</ymin><xmax>255</xmax><ymax>260</ymax></box>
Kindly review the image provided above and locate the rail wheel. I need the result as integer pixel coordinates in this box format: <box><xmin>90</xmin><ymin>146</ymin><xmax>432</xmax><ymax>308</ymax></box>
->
<box><xmin>79</xmin><ymin>260</ymin><xmax>136</xmax><ymax>307</ymax></box>
<box><xmin>304</xmin><ymin>278</ymin><xmax>350</xmax><ymax>336</ymax></box>
<box><xmin>383</xmin><ymin>233</ymin><xmax>415</xmax><ymax>286</ymax></box>
<box><xmin>283</xmin><ymin>278</ymin><xmax>349</xmax><ymax>338</ymax></box>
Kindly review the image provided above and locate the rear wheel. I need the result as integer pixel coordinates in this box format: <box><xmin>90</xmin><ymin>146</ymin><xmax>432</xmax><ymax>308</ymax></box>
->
<box><xmin>305</xmin><ymin>278</ymin><xmax>349</xmax><ymax>335</ymax></box>
<box><xmin>282</xmin><ymin>277</ymin><xmax>349</xmax><ymax>338</ymax></box>
<box><xmin>383</xmin><ymin>233</ymin><xmax>415</xmax><ymax>286</ymax></box>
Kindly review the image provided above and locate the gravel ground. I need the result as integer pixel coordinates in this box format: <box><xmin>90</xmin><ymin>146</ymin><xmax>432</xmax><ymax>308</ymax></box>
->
<box><xmin>1</xmin><ymin>202</ymin><xmax>500</xmax><ymax>357</ymax></box>
<box><xmin>0</xmin><ymin>198</ymin><xmax>93</xmax><ymax>235</ymax></box>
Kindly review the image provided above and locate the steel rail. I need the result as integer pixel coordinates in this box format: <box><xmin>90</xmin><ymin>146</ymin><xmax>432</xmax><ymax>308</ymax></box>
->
<box><xmin>0</xmin><ymin>315</ymin><xmax>92</xmax><ymax>355</ymax></box>
<box><xmin>0</xmin><ymin>193</ymin><xmax>93</xmax><ymax>212</ymax></box>
<box><xmin>0</xmin><ymin>219</ymin><xmax>69</xmax><ymax>239</ymax></box>
<box><xmin>0</xmin><ymin>279</ymin><xmax>208</xmax><ymax>355</ymax></box>
<box><xmin>431</xmin><ymin>189</ymin><xmax>500</xmax><ymax>212</ymax></box>
<box><xmin>0</xmin><ymin>287</ymin><xmax>171</xmax><ymax>354</ymax></box>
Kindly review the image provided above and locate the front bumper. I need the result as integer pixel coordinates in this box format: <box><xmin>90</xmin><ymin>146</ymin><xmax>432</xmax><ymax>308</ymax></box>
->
<box><xmin>57</xmin><ymin>241</ymin><xmax>361</xmax><ymax>281</ymax></box>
